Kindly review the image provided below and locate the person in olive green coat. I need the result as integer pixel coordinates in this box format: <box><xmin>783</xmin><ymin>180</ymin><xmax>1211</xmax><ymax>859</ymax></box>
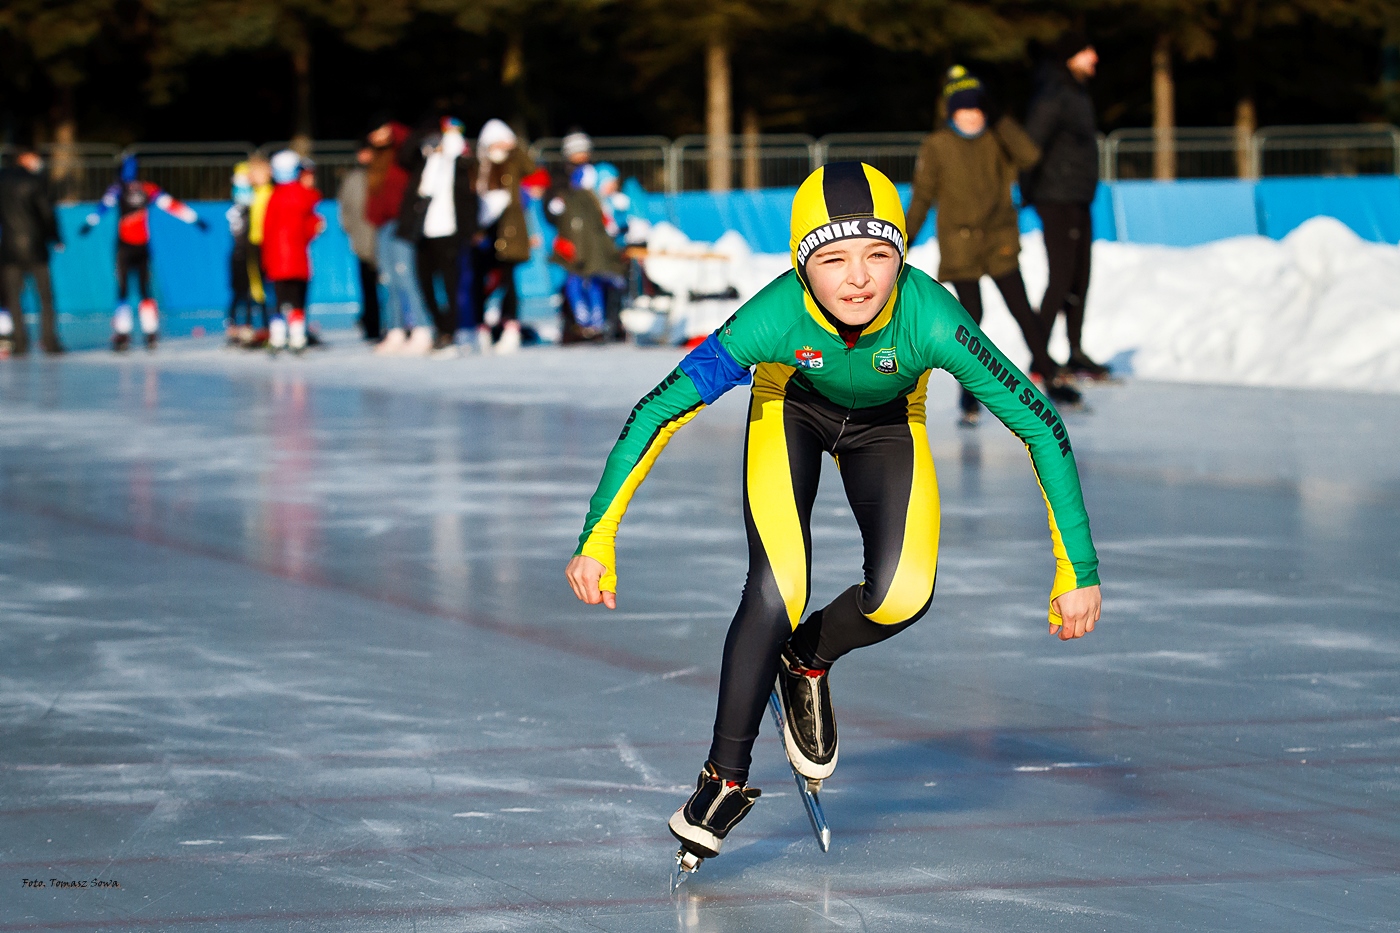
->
<box><xmin>906</xmin><ymin>67</ymin><xmax>1079</xmax><ymax>419</ymax></box>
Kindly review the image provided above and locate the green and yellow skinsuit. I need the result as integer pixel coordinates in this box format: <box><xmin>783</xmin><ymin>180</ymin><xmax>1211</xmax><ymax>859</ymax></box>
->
<box><xmin>577</xmin><ymin>162</ymin><xmax>1099</xmax><ymax>783</ymax></box>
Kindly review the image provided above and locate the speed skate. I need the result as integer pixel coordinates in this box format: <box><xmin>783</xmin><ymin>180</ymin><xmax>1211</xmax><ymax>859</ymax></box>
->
<box><xmin>768</xmin><ymin>688</ymin><xmax>832</xmax><ymax>852</ymax></box>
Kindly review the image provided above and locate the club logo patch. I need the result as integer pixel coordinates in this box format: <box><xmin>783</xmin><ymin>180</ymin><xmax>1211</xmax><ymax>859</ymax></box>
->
<box><xmin>872</xmin><ymin>347</ymin><xmax>899</xmax><ymax>375</ymax></box>
<box><xmin>795</xmin><ymin>346</ymin><xmax>824</xmax><ymax>370</ymax></box>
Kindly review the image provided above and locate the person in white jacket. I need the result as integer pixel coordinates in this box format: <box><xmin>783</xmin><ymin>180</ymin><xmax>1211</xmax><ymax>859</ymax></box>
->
<box><xmin>414</xmin><ymin>117</ymin><xmax>477</xmax><ymax>353</ymax></box>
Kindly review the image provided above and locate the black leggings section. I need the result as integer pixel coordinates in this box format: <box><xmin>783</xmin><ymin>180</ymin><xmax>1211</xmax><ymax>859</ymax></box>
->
<box><xmin>116</xmin><ymin>243</ymin><xmax>150</xmax><ymax>302</ymax></box>
<box><xmin>468</xmin><ymin>242</ymin><xmax>520</xmax><ymax>329</ymax></box>
<box><xmin>951</xmin><ymin>272</ymin><xmax>1056</xmax><ymax>413</ymax></box>
<box><xmin>1</xmin><ymin>262</ymin><xmax>59</xmax><ymax>352</ymax></box>
<box><xmin>1036</xmin><ymin>201</ymin><xmax>1093</xmax><ymax>356</ymax></box>
<box><xmin>708</xmin><ymin>384</ymin><xmax>938</xmax><ymax>783</ymax></box>
<box><xmin>272</xmin><ymin>279</ymin><xmax>308</xmax><ymax>314</ymax></box>
<box><xmin>357</xmin><ymin>259</ymin><xmax>381</xmax><ymax>339</ymax></box>
<box><xmin>416</xmin><ymin>236</ymin><xmax>461</xmax><ymax>337</ymax></box>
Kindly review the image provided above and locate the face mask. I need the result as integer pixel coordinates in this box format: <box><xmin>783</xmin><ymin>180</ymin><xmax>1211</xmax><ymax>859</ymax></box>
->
<box><xmin>440</xmin><ymin>130</ymin><xmax>466</xmax><ymax>160</ymax></box>
<box><xmin>487</xmin><ymin>147</ymin><xmax>510</xmax><ymax>164</ymax></box>
<box><xmin>233</xmin><ymin>182</ymin><xmax>254</xmax><ymax>206</ymax></box>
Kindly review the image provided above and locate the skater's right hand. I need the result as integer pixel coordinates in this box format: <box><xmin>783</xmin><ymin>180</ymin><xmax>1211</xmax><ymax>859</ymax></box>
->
<box><xmin>565</xmin><ymin>554</ymin><xmax>616</xmax><ymax>609</ymax></box>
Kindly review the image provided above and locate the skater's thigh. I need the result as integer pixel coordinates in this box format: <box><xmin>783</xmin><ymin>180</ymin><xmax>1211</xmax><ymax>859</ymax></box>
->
<box><xmin>742</xmin><ymin>395</ymin><xmax>826</xmax><ymax>628</ymax></box>
<box><xmin>837</xmin><ymin>421</ymin><xmax>940</xmax><ymax>624</ymax></box>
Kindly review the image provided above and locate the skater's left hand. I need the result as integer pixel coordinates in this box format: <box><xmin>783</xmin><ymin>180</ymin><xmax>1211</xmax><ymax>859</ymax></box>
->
<box><xmin>1051</xmin><ymin>585</ymin><xmax>1100</xmax><ymax>640</ymax></box>
<box><xmin>565</xmin><ymin>554</ymin><xmax>616</xmax><ymax>610</ymax></box>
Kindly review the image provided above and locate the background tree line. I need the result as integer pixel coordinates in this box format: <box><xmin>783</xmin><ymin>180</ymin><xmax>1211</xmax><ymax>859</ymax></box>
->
<box><xmin>1</xmin><ymin>0</ymin><xmax>1396</xmax><ymax>157</ymax></box>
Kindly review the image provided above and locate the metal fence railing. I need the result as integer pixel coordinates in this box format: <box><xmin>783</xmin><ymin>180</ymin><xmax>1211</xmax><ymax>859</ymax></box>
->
<box><xmin>816</xmin><ymin>133</ymin><xmax>927</xmax><ymax>185</ymax></box>
<box><xmin>1104</xmin><ymin>128</ymin><xmax>1243</xmax><ymax>181</ymax></box>
<box><xmin>1254</xmin><ymin>124</ymin><xmax>1400</xmax><ymax>178</ymax></box>
<box><xmin>1104</xmin><ymin>124</ymin><xmax>1400</xmax><ymax>181</ymax></box>
<box><xmin>671</xmin><ymin>134</ymin><xmax>818</xmax><ymax>192</ymax></box>
<box><xmin>529</xmin><ymin>135</ymin><xmax>671</xmax><ymax>192</ymax></box>
<box><xmin>12</xmin><ymin>124</ymin><xmax>1397</xmax><ymax>203</ymax></box>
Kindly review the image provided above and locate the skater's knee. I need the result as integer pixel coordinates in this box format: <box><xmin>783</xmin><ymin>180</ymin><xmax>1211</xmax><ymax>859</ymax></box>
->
<box><xmin>859</xmin><ymin>570</ymin><xmax>935</xmax><ymax>626</ymax></box>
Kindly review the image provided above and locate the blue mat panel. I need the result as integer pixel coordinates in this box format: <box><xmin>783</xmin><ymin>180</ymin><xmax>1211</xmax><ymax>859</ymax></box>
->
<box><xmin>1256</xmin><ymin>175</ymin><xmax>1400</xmax><ymax>243</ymax></box>
<box><xmin>1111</xmin><ymin>179</ymin><xmax>1260</xmax><ymax>247</ymax></box>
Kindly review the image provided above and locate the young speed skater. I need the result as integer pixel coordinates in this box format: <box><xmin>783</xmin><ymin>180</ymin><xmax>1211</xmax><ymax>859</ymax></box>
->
<box><xmin>225</xmin><ymin>162</ymin><xmax>269</xmax><ymax>346</ymax></box>
<box><xmin>564</xmin><ymin>163</ymin><xmax>1101</xmax><ymax>879</ymax></box>
<box><xmin>79</xmin><ymin>155</ymin><xmax>208</xmax><ymax>351</ymax></box>
<box><xmin>261</xmin><ymin>150</ymin><xmax>325</xmax><ymax>353</ymax></box>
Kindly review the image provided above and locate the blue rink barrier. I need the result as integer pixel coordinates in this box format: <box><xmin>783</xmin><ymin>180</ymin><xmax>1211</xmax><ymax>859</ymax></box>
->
<box><xmin>19</xmin><ymin>175</ymin><xmax>1399</xmax><ymax>350</ymax></box>
<box><xmin>1255</xmin><ymin>176</ymin><xmax>1400</xmax><ymax>242</ymax></box>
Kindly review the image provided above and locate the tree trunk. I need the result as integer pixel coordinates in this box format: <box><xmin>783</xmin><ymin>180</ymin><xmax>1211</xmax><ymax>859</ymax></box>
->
<box><xmin>48</xmin><ymin>85</ymin><xmax>79</xmax><ymax>203</ymax></box>
<box><xmin>1234</xmin><ymin>97</ymin><xmax>1257</xmax><ymax>179</ymax></box>
<box><xmin>706</xmin><ymin>35</ymin><xmax>732</xmax><ymax>193</ymax></box>
<box><xmin>502</xmin><ymin>31</ymin><xmax>528</xmax><ymax>139</ymax></box>
<box><xmin>1152</xmin><ymin>33</ymin><xmax>1175</xmax><ymax>181</ymax></box>
<box><xmin>289</xmin><ymin>27</ymin><xmax>314</xmax><ymax>156</ymax></box>
<box><xmin>502</xmin><ymin>31</ymin><xmax>524</xmax><ymax>86</ymax></box>
<box><xmin>741</xmin><ymin>108</ymin><xmax>760</xmax><ymax>190</ymax></box>
<box><xmin>1233</xmin><ymin>0</ymin><xmax>1259</xmax><ymax>178</ymax></box>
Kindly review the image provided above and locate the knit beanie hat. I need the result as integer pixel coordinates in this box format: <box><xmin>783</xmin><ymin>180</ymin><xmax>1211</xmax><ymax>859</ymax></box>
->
<box><xmin>1047</xmin><ymin>30</ymin><xmax>1092</xmax><ymax>63</ymax></box>
<box><xmin>270</xmin><ymin>150</ymin><xmax>301</xmax><ymax>184</ymax></box>
<box><xmin>943</xmin><ymin>65</ymin><xmax>985</xmax><ymax>113</ymax></box>
<box><xmin>561</xmin><ymin>130</ymin><xmax>592</xmax><ymax>159</ymax></box>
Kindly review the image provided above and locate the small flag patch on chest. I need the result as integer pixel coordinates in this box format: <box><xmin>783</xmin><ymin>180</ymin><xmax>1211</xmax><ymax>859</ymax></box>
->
<box><xmin>795</xmin><ymin>346</ymin><xmax>824</xmax><ymax>369</ymax></box>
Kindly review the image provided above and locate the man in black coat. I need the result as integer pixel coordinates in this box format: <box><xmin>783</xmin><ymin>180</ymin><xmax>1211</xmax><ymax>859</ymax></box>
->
<box><xmin>1023</xmin><ymin>32</ymin><xmax>1108</xmax><ymax>378</ymax></box>
<box><xmin>0</xmin><ymin>148</ymin><xmax>64</xmax><ymax>354</ymax></box>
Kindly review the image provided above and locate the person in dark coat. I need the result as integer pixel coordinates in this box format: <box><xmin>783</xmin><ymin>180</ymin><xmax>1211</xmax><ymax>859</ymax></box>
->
<box><xmin>0</xmin><ymin>148</ymin><xmax>64</xmax><ymax>355</ymax></box>
<box><xmin>1023</xmin><ymin>31</ymin><xmax>1109</xmax><ymax>378</ymax></box>
<box><xmin>907</xmin><ymin>68</ymin><xmax>1080</xmax><ymax>419</ymax></box>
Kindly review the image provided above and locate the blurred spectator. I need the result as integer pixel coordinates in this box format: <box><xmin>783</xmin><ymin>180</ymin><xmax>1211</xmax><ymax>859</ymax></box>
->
<box><xmin>1024</xmin><ymin>32</ymin><xmax>1109</xmax><ymax>379</ymax></box>
<box><xmin>0</xmin><ymin>147</ymin><xmax>64</xmax><ymax>356</ymax></box>
<box><xmin>225</xmin><ymin>161</ymin><xmax>268</xmax><ymax>346</ymax></box>
<box><xmin>414</xmin><ymin>117</ymin><xmax>478</xmax><ymax>352</ymax></box>
<box><xmin>365</xmin><ymin>119</ymin><xmax>429</xmax><ymax>355</ymax></box>
<box><xmin>548</xmin><ymin>164</ymin><xmax>625</xmax><ymax>341</ymax></box>
<box><xmin>467</xmin><ymin>119</ymin><xmax>534</xmax><ymax>354</ymax></box>
<box><xmin>561</xmin><ymin>129</ymin><xmax>593</xmax><ymax>168</ymax></box>
<box><xmin>246</xmin><ymin>155</ymin><xmax>273</xmax><ymax>327</ymax></box>
<box><xmin>262</xmin><ymin>149</ymin><xmax>324</xmax><ymax>353</ymax></box>
<box><xmin>906</xmin><ymin>66</ymin><xmax>1078</xmax><ymax>420</ymax></box>
<box><xmin>595</xmin><ymin>163</ymin><xmax>631</xmax><ymax>244</ymax></box>
<box><xmin>338</xmin><ymin>143</ymin><xmax>381</xmax><ymax>342</ymax></box>
<box><xmin>79</xmin><ymin>154</ymin><xmax>207</xmax><ymax>351</ymax></box>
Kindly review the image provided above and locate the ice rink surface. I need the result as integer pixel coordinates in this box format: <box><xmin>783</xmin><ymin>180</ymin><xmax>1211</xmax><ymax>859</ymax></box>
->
<box><xmin>1</xmin><ymin>336</ymin><xmax>1397</xmax><ymax>932</ymax></box>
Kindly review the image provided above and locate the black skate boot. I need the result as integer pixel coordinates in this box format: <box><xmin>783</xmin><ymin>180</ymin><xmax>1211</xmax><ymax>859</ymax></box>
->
<box><xmin>776</xmin><ymin>643</ymin><xmax>838</xmax><ymax>782</ymax></box>
<box><xmin>1067</xmin><ymin>350</ymin><xmax>1112</xmax><ymax>381</ymax></box>
<box><xmin>667</xmin><ymin>763</ymin><xmax>761</xmax><ymax>861</ymax></box>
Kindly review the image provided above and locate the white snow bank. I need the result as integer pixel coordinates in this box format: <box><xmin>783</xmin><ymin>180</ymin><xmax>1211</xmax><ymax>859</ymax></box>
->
<box><xmin>642</xmin><ymin>216</ymin><xmax>1400</xmax><ymax>393</ymax></box>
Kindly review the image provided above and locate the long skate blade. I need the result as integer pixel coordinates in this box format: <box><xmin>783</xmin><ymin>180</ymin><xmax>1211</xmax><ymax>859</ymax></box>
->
<box><xmin>769</xmin><ymin>690</ymin><xmax>832</xmax><ymax>852</ymax></box>
<box><xmin>767</xmin><ymin>688</ymin><xmax>785</xmax><ymax>732</ymax></box>
<box><xmin>795</xmin><ymin>772</ymin><xmax>832</xmax><ymax>852</ymax></box>
<box><xmin>670</xmin><ymin>848</ymin><xmax>701</xmax><ymax>895</ymax></box>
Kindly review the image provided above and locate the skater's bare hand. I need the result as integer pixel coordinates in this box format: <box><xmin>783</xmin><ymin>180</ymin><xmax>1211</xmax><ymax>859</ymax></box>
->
<box><xmin>1051</xmin><ymin>585</ymin><xmax>1100</xmax><ymax>640</ymax></box>
<box><xmin>565</xmin><ymin>555</ymin><xmax>616</xmax><ymax>609</ymax></box>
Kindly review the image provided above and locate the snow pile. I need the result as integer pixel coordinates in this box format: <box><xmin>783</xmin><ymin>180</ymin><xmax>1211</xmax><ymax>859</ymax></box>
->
<box><xmin>1078</xmin><ymin>217</ymin><xmax>1400</xmax><ymax>391</ymax></box>
<box><xmin>641</xmin><ymin>216</ymin><xmax>1400</xmax><ymax>393</ymax></box>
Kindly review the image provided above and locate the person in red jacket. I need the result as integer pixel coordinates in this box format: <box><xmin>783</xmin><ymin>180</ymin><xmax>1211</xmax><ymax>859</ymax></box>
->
<box><xmin>365</xmin><ymin>120</ymin><xmax>430</xmax><ymax>353</ymax></box>
<box><xmin>262</xmin><ymin>150</ymin><xmax>324</xmax><ymax>353</ymax></box>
